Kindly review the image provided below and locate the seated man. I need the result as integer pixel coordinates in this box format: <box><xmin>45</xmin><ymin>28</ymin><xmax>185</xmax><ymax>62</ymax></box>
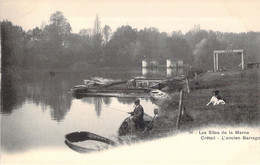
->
<box><xmin>128</xmin><ymin>99</ymin><xmax>144</xmax><ymax>131</ymax></box>
<box><xmin>206</xmin><ymin>90</ymin><xmax>226</xmax><ymax>106</ymax></box>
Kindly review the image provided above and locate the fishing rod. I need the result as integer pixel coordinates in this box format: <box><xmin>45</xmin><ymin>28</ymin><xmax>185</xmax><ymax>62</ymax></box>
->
<box><xmin>103</xmin><ymin>105</ymin><xmax>130</xmax><ymax>113</ymax></box>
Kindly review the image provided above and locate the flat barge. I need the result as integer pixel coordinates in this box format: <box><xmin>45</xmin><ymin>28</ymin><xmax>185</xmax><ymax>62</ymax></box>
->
<box><xmin>71</xmin><ymin>76</ymin><xmax>185</xmax><ymax>98</ymax></box>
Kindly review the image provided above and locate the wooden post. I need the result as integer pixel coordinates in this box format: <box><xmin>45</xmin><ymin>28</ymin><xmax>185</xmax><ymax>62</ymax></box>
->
<box><xmin>176</xmin><ymin>90</ymin><xmax>183</xmax><ymax>129</ymax></box>
<box><xmin>216</xmin><ymin>53</ymin><xmax>219</xmax><ymax>71</ymax></box>
<box><xmin>195</xmin><ymin>72</ymin><xmax>198</xmax><ymax>85</ymax></box>
<box><xmin>213</xmin><ymin>53</ymin><xmax>216</xmax><ymax>72</ymax></box>
<box><xmin>185</xmin><ymin>78</ymin><xmax>190</xmax><ymax>93</ymax></box>
<box><xmin>176</xmin><ymin>62</ymin><xmax>179</xmax><ymax>75</ymax></box>
<box><xmin>241</xmin><ymin>52</ymin><xmax>244</xmax><ymax>70</ymax></box>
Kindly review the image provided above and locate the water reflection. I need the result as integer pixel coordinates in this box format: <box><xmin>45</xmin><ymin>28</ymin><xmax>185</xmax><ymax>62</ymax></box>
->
<box><xmin>117</xmin><ymin>97</ymin><xmax>136</xmax><ymax>104</ymax></box>
<box><xmin>1</xmin><ymin>67</ymin><xmax>160</xmax><ymax>153</ymax></box>
<box><xmin>1</xmin><ymin>67</ymin><xmax>185</xmax><ymax>119</ymax></box>
<box><xmin>1</xmin><ymin>68</ymin><xmax>140</xmax><ymax>116</ymax></box>
<box><xmin>142</xmin><ymin>67</ymin><xmax>185</xmax><ymax>78</ymax></box>
<box><xmin>1</xmin><ymin>67</ymin><xmax>187</xmax><ymax>121</ymax></box>
<box><xmin>79</xmin><ymin>97</ymin><xmax>154</xmax><ymax>118</ymax></box>
<box><xmin>142</xmin><ymin>68</ymin><xmax>166</xmax><ymax>78</ymax></box>
<box><xmin>166</xmin><ymin>68</ymin><xmax>184</xmax><ymax>77</ymax></box>
<box><xmin>142</xmin><ymin>68</ymin><xmax>159</xmax><ymax>77</ymax></box>
<box><xmin>1</xmin><ymin>72</ymin><xmax>26</xmax><ymax>114</ymax></box>
<box><xmin>81</xmin><ymin>97</ymin><xmax>108</xmax><ymax>117</ymax></box>
<box><xmin>1</xmin><ymin>71</ymin><xmax>73</xmax><ymax>122</ymax></box>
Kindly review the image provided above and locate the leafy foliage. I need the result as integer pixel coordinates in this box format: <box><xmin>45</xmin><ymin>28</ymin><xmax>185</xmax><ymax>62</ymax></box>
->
<box><xmin>1</xmin><ymin>11</ymin><xmax>260</xmax><ymax>72</ymax></box>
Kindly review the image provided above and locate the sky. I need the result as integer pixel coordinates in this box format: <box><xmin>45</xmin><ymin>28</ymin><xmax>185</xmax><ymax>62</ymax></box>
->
<box><xmin>1</xmin><ymin>0</ymin><xmax>260</xmax><ymax>34</ymax></box>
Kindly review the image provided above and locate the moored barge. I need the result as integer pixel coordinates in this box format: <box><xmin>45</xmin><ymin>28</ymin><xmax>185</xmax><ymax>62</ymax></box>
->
<box><xmin>71</xmin><ymin>76</ymin><xmax>185</xmax><ymax>98</ymax></box>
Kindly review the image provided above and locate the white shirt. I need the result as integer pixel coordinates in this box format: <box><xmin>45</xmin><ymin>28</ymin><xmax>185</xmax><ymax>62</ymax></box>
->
<box><xmin>207</xmin><ymin>96</ymin><xmax>225</xmax><ymax>106</ymax></box>
<box><xmin>209</xmin><ymin>96</ymin><xmax>219</xmax><ymax>105</ymax></box>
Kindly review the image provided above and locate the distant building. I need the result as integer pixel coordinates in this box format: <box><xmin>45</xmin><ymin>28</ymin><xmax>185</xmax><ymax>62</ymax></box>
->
<box><xmin>142</xmin><ymin>59</ymin><xmax>159</xmax><ymax>68</ymax></box>
<box><xmin>166</xmin><ymin>59</ymin><xmax>183</xmax><ymax>68</ymax></box>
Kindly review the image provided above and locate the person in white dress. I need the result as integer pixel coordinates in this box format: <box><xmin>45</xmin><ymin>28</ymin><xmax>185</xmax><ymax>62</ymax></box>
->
<box><xmin>206</xmin><ymin>90</ymin><xmax>226</xmax><ymax>106</ymax></box>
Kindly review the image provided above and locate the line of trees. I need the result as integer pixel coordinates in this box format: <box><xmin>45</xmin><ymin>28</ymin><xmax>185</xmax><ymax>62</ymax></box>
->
<box><xmin>1</xmin><ymin>11</ymin><xmax>260</xmax><ymax>73</ymax></box>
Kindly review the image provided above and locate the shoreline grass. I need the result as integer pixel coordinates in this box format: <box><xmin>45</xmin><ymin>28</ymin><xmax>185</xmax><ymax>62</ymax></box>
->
<box><xmin>145</xmin><ymin>69</ymin><xmax>260</xmax><ymax>140</ymax></box>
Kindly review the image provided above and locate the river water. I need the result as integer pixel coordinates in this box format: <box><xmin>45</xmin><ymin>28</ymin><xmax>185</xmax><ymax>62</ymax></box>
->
<box><xmin>1</xmin><ymin>67</ymin><xmax>183</xmax><ymax>155</ymax></box>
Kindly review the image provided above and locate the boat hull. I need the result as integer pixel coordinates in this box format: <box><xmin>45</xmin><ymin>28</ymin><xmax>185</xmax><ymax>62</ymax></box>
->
<box><xmin>64</xmin><ymin>131</ymin><xmax>116</xmax><ymax>153</ymax></box>
<box><xmin>149</xmin><ymin>89</ymin><xmax>172</xmax><ymax>106</ymax></box>
<box><xmin>118</xmin><ymin>113</ymin><xmax>154</xmax><ymax>136</ymax></box>
<box><xmin>72</xmin><ymin>85</ymin><xmax>151</xmax><ymax>98</ymax></box>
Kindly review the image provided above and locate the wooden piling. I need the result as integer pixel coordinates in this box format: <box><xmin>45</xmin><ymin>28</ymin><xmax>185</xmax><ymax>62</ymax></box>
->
<box><xmin>195</xmin><ymin>72</ymin><xmax>199</xmax><ymax>85</ymax></box>
<box><xmin>185</xmin><ymin>78</ymin><xmax>190</xmax><ymax>93</ymax></box>
<box><xmin>176</xmin><ymin>90</ymin><xmax>183</xmax><ymax>129</ymax></box>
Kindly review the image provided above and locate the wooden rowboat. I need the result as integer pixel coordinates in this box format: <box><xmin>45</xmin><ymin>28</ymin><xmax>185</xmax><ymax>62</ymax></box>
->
<box><xmin>64</xmin><ymin>131</ymin><xmax>116</xmax><ymax>153</ymax></box>
<box><xmin>65</xmin><ymin>110</ymin><xmax>158</xmax><ymax>153</ymax></box>
<box><xmin>149</xmin><ymin>89</ymin><xmax>171</xmax><ymax>106</ymax></box>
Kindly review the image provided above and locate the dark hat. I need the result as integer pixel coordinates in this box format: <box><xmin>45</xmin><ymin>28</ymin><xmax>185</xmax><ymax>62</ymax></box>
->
<box><xmin>213</xmin><ymin>90</ymin><xmax>219</xmax><ymax>95</ymax></box>
<box><xmin>134</xmin><ymin>98</ymin><xmax>140</xmax><ymax>104</ymax></box>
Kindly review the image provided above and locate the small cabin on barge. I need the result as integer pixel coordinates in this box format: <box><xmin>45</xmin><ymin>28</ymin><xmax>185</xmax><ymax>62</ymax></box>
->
<box><xmin>134</xmin><ymin>78</ymin><xmax>164</xmax><ymax>88</ymax></box>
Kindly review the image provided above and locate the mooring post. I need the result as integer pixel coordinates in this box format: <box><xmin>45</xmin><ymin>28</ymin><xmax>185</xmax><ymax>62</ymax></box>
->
<box><xmin>176</xmin><ymin>90</ymin><xmax>183</xmax><ymax>129</ymax></box>
<box><xmin>195</xmin><ymin>72</ymin><xmax>199</xmax><ymax>85</ymax></box>
<box><xmin>216</xmin><ymin>53</ymin><xmax>219</xmax><ymax>71</ymax></box>
<box><xmin>185</xmin><ymin>78</ymin><xmax>190</xmax><ymax>93</ymax></box>
<box><xmin>176</xmin><ymin>62</ymin><xmax>178</xmax><ymax>74</ymax></box>
<box><xmin>213</xmin><ymin>52</ymin><xmax>216</xmax><ymax>72</ymax></box>
<box><xmin>241</xmin><ymin>52</ymin><xmax>244</xmax><ymax>70</ymax></box>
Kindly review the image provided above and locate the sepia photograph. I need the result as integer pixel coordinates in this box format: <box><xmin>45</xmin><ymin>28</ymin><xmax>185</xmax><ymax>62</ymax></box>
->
<box><xmin>1</xmin><ymin>0</ymin><xmax>260</xmax><ymax>164</ymax></box>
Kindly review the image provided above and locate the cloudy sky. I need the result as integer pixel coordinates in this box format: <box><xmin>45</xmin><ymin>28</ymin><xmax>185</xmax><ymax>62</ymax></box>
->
<box><xmin>1</xmin><ymin>0</ymin><xmax>260</xmax><ymax>33</ymax></box>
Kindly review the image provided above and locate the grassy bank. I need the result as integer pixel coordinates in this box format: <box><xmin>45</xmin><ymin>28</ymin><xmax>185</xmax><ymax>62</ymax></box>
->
<box><xmin>148</xmin><ymin>68</ymin><xmax>260</xmax><ymax>139</ymax></box>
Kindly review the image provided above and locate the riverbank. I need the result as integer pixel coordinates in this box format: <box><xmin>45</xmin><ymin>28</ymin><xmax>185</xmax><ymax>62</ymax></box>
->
<box><xmin>146</xmin><ymin>68</ymin><xmax>260</xmax><ymax>139</ymax></box>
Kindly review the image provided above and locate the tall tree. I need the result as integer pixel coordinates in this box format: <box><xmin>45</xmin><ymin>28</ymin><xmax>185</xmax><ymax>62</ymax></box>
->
<box><xmin>165</xmin><ymin>35</ymin><xmax>193</xmax><ymax>64</ymax></box>
<box><xmin>105</xmin><ymin>25</ymin><xmax>137</xmax><ymax>66</ymax></box>
<box><xmin>1</xmin><ymin>20</ymin><xmax>28</xmax><ymax>70</ymax></box>
<box><xmin>49</xmin><ymin>11</ymin><xmax>71</xmax><ymax>33</ymax></box>
<box><xmin>135</xmin><ymin>27</ymin><xmax>163</xmax><ymax>60</ymax></box>
<box><xmin>47</xmin><ymin>11</ymin><xmax>71</xmax><ymax>47</ymax></box>
<box><xmin>93</xmin><ymin>14</ymin><xmax>101</xmax><ymax>35</ymax></box>
<box><xmin>102</xmin><ymin>25</ymin><xmax>112</xmax><ymax>44</ymax></box>
<box><xmin>79</xmin><ymin>28</ymin><xmax>92</xmax><ymax>36</ymax></box>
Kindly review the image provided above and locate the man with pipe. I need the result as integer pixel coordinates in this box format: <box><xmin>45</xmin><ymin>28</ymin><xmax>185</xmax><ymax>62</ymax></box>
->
<box><xmin>128</xmin><ymin>99</ymin><xmax>145</xmax><ymax>131</ymax></box>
